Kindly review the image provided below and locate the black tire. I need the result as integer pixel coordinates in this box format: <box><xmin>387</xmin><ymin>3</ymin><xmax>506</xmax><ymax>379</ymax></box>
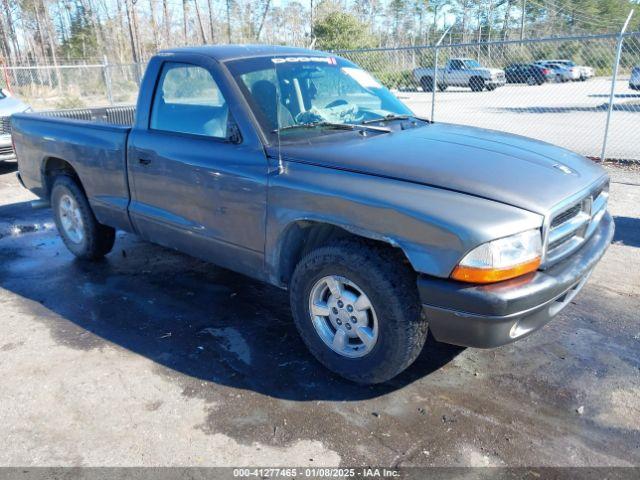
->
<box><xmin>469</xmin><ymin>76</ymin><xmax>485</xmax><ymax>92</ymax></box>
<box><xmin>51</xmin><ymin>175</ymin><xmax>115</xmax><ymax>260</ymax></box>
<box><xmin>526</xmin><ymin>75</ymin><xmax>537</xmax><ymax>86</ymax></box>
<box><xmin>437</xmin><ymin>83</ymin><xmax>448</xmax><ymax>92</ymax></box>
<box><xmin>289</xmin><ymin>239</ymin><xmax>428</xmax><ymax>384</ymax></box>
<box><xmin>420</xmin><ymin>76</ymin><xmax>434</xmax><ymax>92</ymax></box>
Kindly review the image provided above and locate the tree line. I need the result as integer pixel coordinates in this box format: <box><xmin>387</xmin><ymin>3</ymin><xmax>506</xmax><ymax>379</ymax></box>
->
<box><xmin>1</xmin><ymin>0</ymin><xmax>638</xmax><ymax>68</ymax></box>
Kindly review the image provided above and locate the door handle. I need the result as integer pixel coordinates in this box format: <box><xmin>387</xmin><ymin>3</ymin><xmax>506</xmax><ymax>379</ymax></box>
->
<box><xmin>138</xmin><ymin>158</ymin><xmax>151</xmax><ymax>165</ymax></box>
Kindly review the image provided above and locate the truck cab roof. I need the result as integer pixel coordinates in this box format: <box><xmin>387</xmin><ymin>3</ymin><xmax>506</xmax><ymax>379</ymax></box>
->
<box><xmin>158</xmin><ymin>44</ymin><xmax>331</xmax><ymax>63</ymax></box>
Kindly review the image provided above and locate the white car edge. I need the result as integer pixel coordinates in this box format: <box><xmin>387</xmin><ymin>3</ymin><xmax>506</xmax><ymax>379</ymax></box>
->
<box><xmin>537</xmin><ymin>59</ymin><xmax>593</xmax><ymax>81</ymax></box>
<box><xmin>0</xmin><ymin>88</ymin><xmax>32</xmax><ymax>161</ymax></box>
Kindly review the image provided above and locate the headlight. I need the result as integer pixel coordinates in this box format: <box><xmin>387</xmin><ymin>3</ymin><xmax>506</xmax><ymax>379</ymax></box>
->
<box><xmin>451</xmin><ymin>229</ymin><xmax>542</xmax><ymax>283</ymax></box>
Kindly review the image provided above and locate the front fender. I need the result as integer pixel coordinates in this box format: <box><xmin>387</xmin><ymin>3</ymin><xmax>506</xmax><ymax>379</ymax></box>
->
<box><xmin>265</xmin><ymin>161</ymin><xmax>543</xmax><ymax>283</ymax></box>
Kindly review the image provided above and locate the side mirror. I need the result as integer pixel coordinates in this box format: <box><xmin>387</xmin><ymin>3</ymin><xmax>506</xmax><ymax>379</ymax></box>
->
<box><xmin>227</xmin><ymin>122</ymin><xmax>242</xmax><ymax>144</ymax></box>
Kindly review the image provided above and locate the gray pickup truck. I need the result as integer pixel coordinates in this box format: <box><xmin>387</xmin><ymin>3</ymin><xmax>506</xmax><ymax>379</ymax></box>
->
<box><xmin>12</xmin><ymin>45</ymin><xmax>614</xmax><ymax>384</ymax></box>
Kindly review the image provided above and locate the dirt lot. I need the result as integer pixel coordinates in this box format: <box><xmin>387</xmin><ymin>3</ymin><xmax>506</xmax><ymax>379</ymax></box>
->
<box><xmin>0</xmin><ymin>160</ymin><xmax>639</xmax><ymax>467</ymax></box>
<box><xmin>400</xmin><ymin>78</ymin><xmax>639</xmax><ymax>160</ymax></box>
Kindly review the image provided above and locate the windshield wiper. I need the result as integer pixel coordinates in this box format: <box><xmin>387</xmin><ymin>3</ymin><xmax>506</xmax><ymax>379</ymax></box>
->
<box><xmin>273</xmin><ymin>121</ymin><xmax>390</xmax><ymax>134</ymax></box>
<box><xmin>361</xmin><ymin>114</ymin><xmax>430</xmax><ymax>125</ymax></box>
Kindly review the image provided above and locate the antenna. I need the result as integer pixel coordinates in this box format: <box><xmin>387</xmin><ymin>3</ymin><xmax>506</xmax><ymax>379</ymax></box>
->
<box><xmin>274</xmin><ymin>61</ymin><xmax>284</xmax><ymax>174</ymax></box>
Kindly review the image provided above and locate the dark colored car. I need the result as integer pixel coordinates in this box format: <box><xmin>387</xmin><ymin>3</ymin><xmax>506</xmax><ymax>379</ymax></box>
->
<box><xmin>504</xmin><ymin>64</ymin><xmax>551</xmax><ymax>85</ymax></box>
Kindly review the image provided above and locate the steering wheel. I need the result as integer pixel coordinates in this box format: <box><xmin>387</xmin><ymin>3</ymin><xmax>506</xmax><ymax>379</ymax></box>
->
<box><xmin>324</xmin><ymin>99</ymin><xmax>349</xmax><ymax>109</ymax></box>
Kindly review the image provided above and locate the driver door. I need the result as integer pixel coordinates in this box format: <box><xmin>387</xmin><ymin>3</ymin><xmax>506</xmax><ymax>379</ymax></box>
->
<box><xmin>127</xmin><ymin>57</ymin><xmax>269</xmax><ymax>277</ymax></box>
<box><xmin>446</xmin><ymin>59</ymin><xmax>464</xmax><ymax>86</ymax></box>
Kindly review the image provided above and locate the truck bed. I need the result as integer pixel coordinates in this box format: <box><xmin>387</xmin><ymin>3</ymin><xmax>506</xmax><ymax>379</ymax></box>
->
<box><xmin>32</xmin><ymin>105</ymin><xmax>136</xmax><ymax>126</ymax></box>
<box><xmin>11</xmin><ymin>106</ymin><xmax>136</xmax><ymax>232</ymax></box>
<box><xmin>1</xmin><ymin>106</ymin><xmax>135</xmax><ymax>160</ymax></box>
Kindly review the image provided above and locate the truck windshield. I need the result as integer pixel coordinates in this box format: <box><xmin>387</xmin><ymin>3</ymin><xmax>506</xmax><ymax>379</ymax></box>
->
<box><xmin>462</xmin><ymin>60</ymin><xmax>482</xmax><ymax>68</ymax></box>
<box><xmin>225</xmin><ymin>56</ymin><xmax>413</xmax><ymax>139</ymax></box>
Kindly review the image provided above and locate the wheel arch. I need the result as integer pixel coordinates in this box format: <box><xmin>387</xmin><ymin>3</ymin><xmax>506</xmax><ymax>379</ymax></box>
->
<box><xmin>41</xmin><ymin>156</ymin><xmax>84</xmax><ymax>199</ymax></box>
<box><xmin>271</xmin><ymin>219</ymin><xmax>413</xmax><ymax>288</ymax></box>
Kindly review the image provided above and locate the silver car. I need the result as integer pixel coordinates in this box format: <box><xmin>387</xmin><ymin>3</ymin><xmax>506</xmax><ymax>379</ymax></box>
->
<box><xmin>0</xmin><ymin>88</ymin><xmax>31</xmax><ymax>161</ymax></box>
<box><xmin>545</xmin><ymin>59</ymin><xmax>594</xmax><ymax>81</ymax></box>
<box><xmin>542</xmin><ymin>63</ymin><xmax>574</xmax><ymax>83</ymax></box>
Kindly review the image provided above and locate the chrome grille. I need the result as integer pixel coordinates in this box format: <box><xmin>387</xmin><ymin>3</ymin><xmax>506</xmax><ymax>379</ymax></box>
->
<box><xmin>0</xmin><ymin>145</ymin><xmax>14</xmax><ymax>157</ymax></box>
<box><xmin>550</xmin><ymin>203</ymin><xmax>581</xmax><ymax>229</ymax></box>
<box><xmin>0</xmin><ymin>116</ymin><xmax>10</xmax><ymax>135</ymax></box>
<box><xmin>544</xmin><ymin>181</ymin><xmax>609</xmax><ymax>266</ymax></box>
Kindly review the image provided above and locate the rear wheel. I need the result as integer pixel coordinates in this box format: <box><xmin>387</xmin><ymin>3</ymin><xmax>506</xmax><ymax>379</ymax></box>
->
<box><xmin>51</xmin><ymin>175</ymin><xmax>115</xmax><ymax>260</ymax></box>
<box><xmin>289</xmin><ymin>239</ymin><xmax>428</xmax><ymax>384</ymax></box>
<box><xmin>437</xmin><ymin>83</ymin><xmax>448</xmax><ymax>92</ymax></box>
<box><xmin>420</xmin><ymin>76</ymin><xmax>434</xmax><ymax>92</ymax></box>
<box><xmin>526</xmin><ymin>75</ymin><xmax>537</xmax><ymax>86</ymax></box>
<box><xmin>469</xmin><ymin>76</ymin><xmax>485</xmax><ymax>92</ymax></box>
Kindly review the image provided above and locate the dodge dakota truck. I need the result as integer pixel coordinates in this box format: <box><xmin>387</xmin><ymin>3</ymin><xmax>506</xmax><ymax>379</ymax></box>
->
<box><xmin>12</xmin><ymin>45</ymin><xmax>614</xmax><ymax>384</ymax></box>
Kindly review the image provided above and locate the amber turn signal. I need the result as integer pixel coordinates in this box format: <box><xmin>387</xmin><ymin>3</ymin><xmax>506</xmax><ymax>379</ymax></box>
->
<box><xmin>451</xmin><ymin>257</ymin><xmax>541</xmax><ymax>284</ymax></box>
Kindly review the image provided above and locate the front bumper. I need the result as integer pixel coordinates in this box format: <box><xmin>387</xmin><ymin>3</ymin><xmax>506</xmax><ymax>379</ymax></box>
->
<box><xmin>486</xmin><ymin>78</ymin><xmax>506</xmax><ymax>86</ymax></box>
<box><xmin>418</xmin><ymin>212</ymin><xmax>614</xmax><ymax>348</ymax></box>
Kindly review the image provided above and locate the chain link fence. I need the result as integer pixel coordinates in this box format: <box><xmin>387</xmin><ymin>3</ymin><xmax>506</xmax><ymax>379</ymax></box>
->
<box><xmin>1</xmin><ymin>32</ymin><xmax>638</xmax><ymax>160</ymax></box>
<box><xmin>336</xmin><ymin>32</ymin><xmax>640</xmax><ymax>161</ymax></box>
<box><xmin>1</xmin><ymin>61</ymin><xmax>142</xmax><ymax>110</ymax></box>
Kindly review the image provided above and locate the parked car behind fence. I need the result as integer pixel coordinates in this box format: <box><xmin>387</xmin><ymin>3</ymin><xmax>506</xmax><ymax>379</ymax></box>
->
<box><xmin>504</xmin><ymin>64</ymin><xmax>552</xmax><ymax>85</ymax></box>
<box><xmin>546</xmin><ymin>59</ymin><xmax>595</xmax><ymax>81</ymax></box>
<box><xmin>630</xmin><ymin>66</ymin><xmax>640</xmax><ymax>90</ymax></box>
<box><xmin>413</xmin><ymin>58</ymin><xmax>506</xmax><ymax>92</ymax></box>
<box><xmin>541</xmin><ymin>63</ymin><xmax>575</xmax><ymax>83</ymax></box>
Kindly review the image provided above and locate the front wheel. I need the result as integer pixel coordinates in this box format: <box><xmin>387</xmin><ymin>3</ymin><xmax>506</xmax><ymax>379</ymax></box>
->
<box><xmin>51</xmin><ymin>175</ymin><xmax>115</xmax><ymax>259</ymax></box>
<box><xmin>289</xmin><ymin>240</ymin><xmax>428</xmax><ymax>384</ymax></box>
<box><xmin>420</xmin><ymin>76</ymin><xmax>434</xmax><ymax>92</ymax></box>
<box><xmin>469</xmin><ymin>77</ymin><xmax>485</xmax><ymax>92</ymax></box>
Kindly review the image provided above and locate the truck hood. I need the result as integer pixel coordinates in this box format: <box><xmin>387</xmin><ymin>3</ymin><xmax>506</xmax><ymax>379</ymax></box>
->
<box><xmin>278</xmin><ymin>123</ymin><xmax>606</xmax><ymax>214</ymax></box>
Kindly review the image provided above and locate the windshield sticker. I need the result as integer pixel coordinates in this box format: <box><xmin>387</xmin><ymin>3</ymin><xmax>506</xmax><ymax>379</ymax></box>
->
<box><xmin>271</xmin><ymin>56</ymin><xmax>337</xmax><ymax>65</ymax></box>
<box><xmin>341</xmin><ymin>67</ymin><xmax>382</xmax><ymax>88</ymax></box>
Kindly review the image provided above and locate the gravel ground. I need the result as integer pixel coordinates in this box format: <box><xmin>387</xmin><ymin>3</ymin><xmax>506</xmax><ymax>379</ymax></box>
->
<box><xmin>0</xmin><ymin>159</ymin><xmax>638</xmax><ymax>467</ymax></box>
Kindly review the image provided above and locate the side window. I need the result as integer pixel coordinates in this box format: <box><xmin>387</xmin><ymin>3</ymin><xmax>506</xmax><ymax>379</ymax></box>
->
<box><xmin>449</xmin><ymin>60</ymin><xmax>463</xmax><ymax>70</ymax></box>
<box><xmin>150</xmin><ymin>62</ymin><xmax>230</xmax><ymax>139</ymax></box>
